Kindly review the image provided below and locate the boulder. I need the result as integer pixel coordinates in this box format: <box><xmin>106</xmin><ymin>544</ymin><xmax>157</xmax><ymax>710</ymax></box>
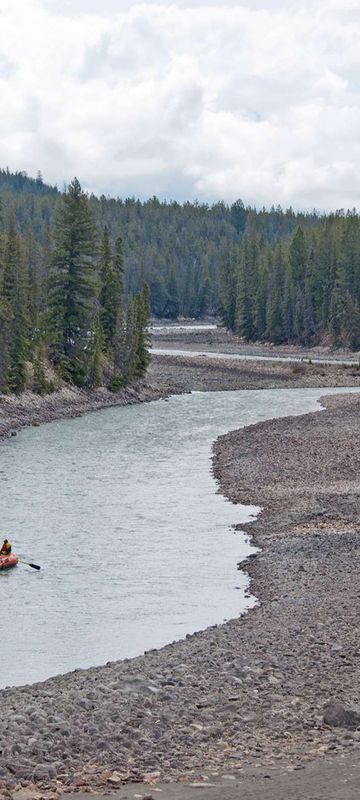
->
<box><xmin>323</xmin><ymin>701</ymin><xmax>360</xmax><ymax>729</ymax></box>
<box><xmin>107</xmin><ymin>772</ymin><xmax>122</xmax><ymax>786</ymax></box>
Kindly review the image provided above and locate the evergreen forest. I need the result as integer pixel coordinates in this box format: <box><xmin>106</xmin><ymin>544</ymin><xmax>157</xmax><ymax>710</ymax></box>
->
<box><xmin>0</xmin><ymin>174</ymin><xmax>151</xmax><ymax>394</ymax></box>
<box><xmin>1</xmin><ymin>166</ymin><xmax>360</xmax><ymax>395</ymax></box>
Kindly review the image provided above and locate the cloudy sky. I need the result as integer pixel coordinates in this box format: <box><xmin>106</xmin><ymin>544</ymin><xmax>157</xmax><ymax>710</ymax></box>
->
<box><xmin>0</xmin><ymin>0</ymin><xmax>359</xmax><ymax>209</ymax></box>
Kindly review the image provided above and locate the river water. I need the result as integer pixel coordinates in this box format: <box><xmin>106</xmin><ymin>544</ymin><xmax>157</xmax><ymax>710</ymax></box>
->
<box><xmin>0</xmin><ymin>387</ymin><xmax>350</xmax><ymax>688</ymax></box>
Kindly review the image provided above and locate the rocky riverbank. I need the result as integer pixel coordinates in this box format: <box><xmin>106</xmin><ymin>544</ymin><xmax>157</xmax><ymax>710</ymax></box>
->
<box><xmin>149</xmin><ymin>351</ymin><xmax>360</xmax><ymax>392</ymax></box>
<box><xmin>2</xmin><ymin>390</ymin><xmax>360</xmax><ymax>800</ymax></box>
<box><xmin>3</xmin><ymin>349</ymin><xmax>360</xmax><ymax>445</ymax></box>
<box><xmin>0</xmin><ymin>379</ymin><xmax>185</xmax><ymax>442</ymax></box>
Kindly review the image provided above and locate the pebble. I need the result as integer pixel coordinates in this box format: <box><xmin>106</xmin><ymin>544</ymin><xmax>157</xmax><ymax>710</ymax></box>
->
<box><xmin>1</xmin><ymin>389</ymin><xmax>360</xmax><ymax>797</ymax></box>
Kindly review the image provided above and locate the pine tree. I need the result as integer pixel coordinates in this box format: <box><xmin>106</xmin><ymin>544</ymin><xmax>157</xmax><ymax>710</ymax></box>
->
<box><xmin>88</xmin><ymin>311</ymin><xmax>104</xmax><ymax>388</ymax></box>
<box><xmin>220</xmin><ymin>246</ymin><xmax>238</xmax><ymax>331</ymax></box>
<box><xmin>283</xmin><ymin>258</ymin><xmax>294</xmax><ymax>342</ymax></box>
<box><xmin>294</xmin><ymin>288</ymin><xmax>305</xmax><ymax>342</ymax></box>
<box><xmin>111</xmin><ymin>307</ymin><xmax>128</xmax><ymax>390</ymax></box>
<box><xmin>302</xmin><ymin>242</ymin><xmax>316</xmax><ymax>344</ymax></box>
<box><xmin>266</xmin><ymin>244</ymin><xmax>285</xmax><ymax>343</ymax></box>
<box><xmin>165</xmin><ymin>266</ymin><xmax>180</xmax><ymax>318</ymax></box>
<box><xmin>329</xmin><ymin>286</ymin><xmax>346</xmax><ymax>345</ymax></box>
<box><xmin>254</xmin><ymin>250</ymin><xmax>268</xmax><ymax>339</ymax></box>
<box><xmin>99</xmin><ymin>225</ymin><xmax>123</xmax><ymax>349</ymax></box>
<box><xmin>25</xmin><ymin>228</ymin><xmax>41</xmax><ymax>354</ymax></box>
<box><xmin>149</xmin><ymin>271</ymin><xmax>167</xmax><ymax>318</ymax></box>
<box><xmin>316</xmin><ymin>218</ymin><xmax>339</xmax><ymax>328</ymax></box>
<box><xmin>289</xmin><ymin>226</ymin><xmax>307</xmax><ymax>288</ymax></box>
<box><xmin>2</xmin><ymin>211</ymin><xmax>29</xmax><ymax>393</ymax></box>
<box><xmin>124</xmin><ymin>301</ymin><xmax>138</xmax><ymax>380</ymax></box>
<box><xmin>196</xmin><ymin>266</ymin><xmax>212</xmax><ymax>317</ymax></box>
<box><xmin>344</xmin><ymin>294</ymin><xmax>360</xmax><ymax>350</ymax></box>
<box><xmin>48</xmin><ymin>178</ymin><xmax>98</xmax><ymax>386</ymax></box>
<box><xmin>235</xmin><ymin>237</ymin><xmax>258</xmax><ymax>340</ymax></box>
<box><xmin>267</xmin><ymin>288</ymin><xmax>284</xmax><ymax>344</ymax></box>
<box><xmin>114</xmin><ymin>235</ymin><xmax>125</xmax><ymax>295</ymax></box>
<box><xmin>134</xmin><ymin>283</ymin><xmax>151</xmax><ymax>377</ymax></box>
<box><xmin>0</xmin><ymin>300</ymin><xmax>12</xmax><ymax>392</ymax></box>
<box><xmin>2</xmin><ymin>210</ymin><xmax>18</xmax><ymax>305</ymax></box>
<box><xmin>230</xmin><ymin>199</ymin><xmax>248</xmax><ymax>235</ymax></box>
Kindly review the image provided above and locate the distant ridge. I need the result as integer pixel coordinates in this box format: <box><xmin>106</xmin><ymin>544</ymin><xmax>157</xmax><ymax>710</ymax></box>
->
<box><xmin>0</xmin><ymin>167</ymin><xmax>59</xmax><ymax>197</ymax></box>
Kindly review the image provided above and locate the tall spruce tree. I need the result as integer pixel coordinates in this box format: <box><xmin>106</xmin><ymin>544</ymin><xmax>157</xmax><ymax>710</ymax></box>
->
<box><xmin>114</xmin><ymin>235</ymin><xmax>125</xmax><ymax>294</ymax></box>
<box><xmin>134</xmin><ymin>283</ymin><xmax>151</xmax><ymax>377</ymax></box>
<box><xmin>124</xmin><ymin>301</ymin><xmax>137</xmax><ymax>380</ymax></box>
<box><xmin>165</xmin><ymin>266</ymin><xmax>180</xmax><ymax>318</ymax></box>
<box><xmin>235</xmin><ymin>237</ymin><xmax>256</xmax><ymax>340</ymax></box>
<box><xmin>88</xmin><ymin>311</ymin><xmax>104</xmax><ymax>388</ymax></box>
<box><xmin>289</xmin><ymin>226</ymin><xmax>307</xmax><ymax>288</ymax></box>
<box><xmin>230</xmin><ymin>199</ymin><xmax>248</xmax><ymax>235</ymax></box>
<box><xmin>111</xmin><ymin>307</ymin><xmax>128</xmax><ymax>390</ymax></box>
<box><xmin>254</xmin><ymin>250</ymin><xmax>268</xmax><ymax>339</ymax></box>
<box><xmin>220</xmin><ymin>245</ymin><xmax>239</xmax><ymax>331</ymax></box>
<box><xmin>99</xmin><ymin>225</ymin><xmax>123</xmax><ymax>349</ymax></box>
<box><xmin>0</xmin><ymin>300</ymin><xmax>12</xmax><ymax>391</ymax></box>
<box><xmin>3</xmin><ymin>211</ymin><xmax>29</xmax><ymax>392</ymax></box>
<box><xmin>48</xmin><ymin>178</ymin><xmax>97</xmax><ymax>386</ymax></box>
<box><xmin>266</xmin><ymin>243</ymin><xmax>285</xmax><ymax>343</ymax></box>
<box><xmin>329</xmin><ymin>285</ymin><xmax>346</xmax><ymax>345</ymax></box>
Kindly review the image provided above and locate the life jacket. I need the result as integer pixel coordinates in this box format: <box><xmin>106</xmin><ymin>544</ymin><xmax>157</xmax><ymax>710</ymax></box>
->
<box><xmin>0</xmin><ymin>542</ymin><xmax>11</xmax><ymax>555</ymax></box>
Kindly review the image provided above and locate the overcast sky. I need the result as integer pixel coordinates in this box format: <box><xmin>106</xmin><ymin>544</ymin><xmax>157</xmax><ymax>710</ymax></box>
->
<box><xmin>0</xmin><ymin>0</ymin><xmax>359</xmax><ymax>208</ymax></box>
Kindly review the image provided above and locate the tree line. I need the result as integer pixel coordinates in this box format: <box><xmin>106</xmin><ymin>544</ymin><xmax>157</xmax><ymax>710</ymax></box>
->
<box><xmin>0</xmin><ymin>178</ymin><xmax>150</xmax><ymax>394</ymax></box>
<box><xmin>222</xmin><ymin>212</ymin><xmax>360</xmax><ymax>349</ymax></box>
<box><xmin>0</xmin><ymin>170</ymin><xmax>324</xmax><ymax>323</ymax></box>
<box><xmin>2</xmin><ymin>167</ymin><xmax>360</xmax><ymax>360</ymax></box>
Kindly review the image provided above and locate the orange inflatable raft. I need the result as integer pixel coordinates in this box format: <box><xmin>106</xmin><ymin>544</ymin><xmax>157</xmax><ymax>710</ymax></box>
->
<box><xmin>0</xmin><ymin>553</ymin><xmax>19</xmax><ymax>571</ymax></box>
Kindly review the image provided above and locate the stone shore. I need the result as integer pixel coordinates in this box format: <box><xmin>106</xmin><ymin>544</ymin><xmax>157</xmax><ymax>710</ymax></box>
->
<box><xmin>149</xmin><ymin>351</ymin><xmax>360</xmax><ymax>392</ymax></box>
<box><xmin>2</xmin><ymin>325</ymin><xmax>360</xmax><ymax>443</ymax></box>
<box><xmin>2</xmin><ymin>350</ymin><xmax>360</xmax><ymax>799</ymax></box>
<box><xmin>3</xmin><ymin>348</ymin><xmax>360</xmax><ymax>447</ymax></box>
<box><xmin>0</xmin><ymin>378</ymin><xmax>184</xmax><ymax>443</ymax></box>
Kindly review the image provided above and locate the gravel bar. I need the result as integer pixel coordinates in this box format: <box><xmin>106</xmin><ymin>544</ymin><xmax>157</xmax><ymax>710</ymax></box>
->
<box><xmin>2</xmin><ymin>366</ymin><xmax>360</xmax><ymax>798</ymax></box>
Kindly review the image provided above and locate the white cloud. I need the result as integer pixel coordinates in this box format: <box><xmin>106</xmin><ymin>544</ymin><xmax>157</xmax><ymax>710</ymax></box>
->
<box><xmin>0</xmin><ymin>0</ymin><xmax>360</xmax><ymax>208</ymax></box>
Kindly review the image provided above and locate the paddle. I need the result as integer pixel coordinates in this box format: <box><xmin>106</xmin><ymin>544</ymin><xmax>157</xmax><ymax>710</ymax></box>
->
<box><xmin>19</xmin><ymin>559</ymin><xmax>41</xmax><ymax>571</ymax></box>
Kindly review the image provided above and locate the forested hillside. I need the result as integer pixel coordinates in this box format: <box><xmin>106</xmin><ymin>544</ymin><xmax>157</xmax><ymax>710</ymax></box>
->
<box><xmin>224</xmin><ymin>212</ymin><xmax>360</xmax><ymax>349</ymax></box>
<box><xmin>0</xmin><ymin>169</ymin><xmax>321</xmax><ymax>323</ymax></box>
<box><xmin>1</xmin><ymin>168</ymin><xmax>360</xmax><ymax>400</ymax></box>
<box><xmin>0</xmin><ymin>176</ymin><xmax>150</xmax><ymax>394</ymax></box>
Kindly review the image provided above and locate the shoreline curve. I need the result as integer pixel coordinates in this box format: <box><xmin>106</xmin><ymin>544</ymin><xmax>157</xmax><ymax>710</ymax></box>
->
<box><xmin>1</xmin><ymin>390</ymin><xmax>360</xmax><ymax>796</ymax></box>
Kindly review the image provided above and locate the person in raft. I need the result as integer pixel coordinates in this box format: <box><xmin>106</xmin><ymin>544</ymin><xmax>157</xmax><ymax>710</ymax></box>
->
<box><xmin>0</xmin><ymin>539</ymin><xmax>12</xmax><ymax>556</ymax></box>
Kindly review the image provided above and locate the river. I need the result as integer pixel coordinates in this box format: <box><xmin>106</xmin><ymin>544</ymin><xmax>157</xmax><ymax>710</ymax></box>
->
<box><xmin>0</xmin><ymin>387</ymin><xmax>351</xmax><ymax>688</ymax></box>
